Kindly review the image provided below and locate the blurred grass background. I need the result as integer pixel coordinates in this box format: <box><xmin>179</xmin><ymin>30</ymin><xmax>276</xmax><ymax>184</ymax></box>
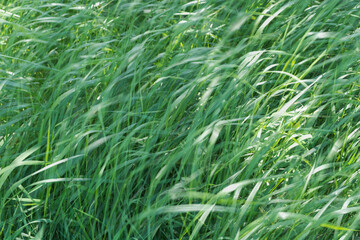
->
<box><xmin>1</xmin><ymin>0</ymin><xmax>360</xmax><ymax>239</ymax></box>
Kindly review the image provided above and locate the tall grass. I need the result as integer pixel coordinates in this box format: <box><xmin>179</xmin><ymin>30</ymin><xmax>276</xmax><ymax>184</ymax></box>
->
<box><xmin>1</xmin><ymin>0</ymin><xmax>360</xmax><ymax>239</ymax></box>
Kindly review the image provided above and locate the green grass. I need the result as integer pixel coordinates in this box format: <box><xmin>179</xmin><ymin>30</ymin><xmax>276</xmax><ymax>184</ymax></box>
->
<box><xmin>1</xmin><ymin>0</ymin><xmax>360</xmax><ymax>239</ymax></box>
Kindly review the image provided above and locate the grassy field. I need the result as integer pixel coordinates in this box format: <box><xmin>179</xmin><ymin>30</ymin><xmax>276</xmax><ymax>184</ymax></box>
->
<box><xmin>1</xmin><ymin>0</ymin><xmax>360</xmax><ymax>239</ymax></box>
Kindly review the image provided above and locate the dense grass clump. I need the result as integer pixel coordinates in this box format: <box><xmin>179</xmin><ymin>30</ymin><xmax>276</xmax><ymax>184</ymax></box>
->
<box><xmin>1</xmin><ymin>0</ymin><xmax>360</xmax><ymax>239</ymax></box>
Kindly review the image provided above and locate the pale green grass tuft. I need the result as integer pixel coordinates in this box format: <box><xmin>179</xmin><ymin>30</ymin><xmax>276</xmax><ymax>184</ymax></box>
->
<box><xmin>1</xmin><ymin>0</ymin><xmax>360</xmax><ymax>239</ymax></box>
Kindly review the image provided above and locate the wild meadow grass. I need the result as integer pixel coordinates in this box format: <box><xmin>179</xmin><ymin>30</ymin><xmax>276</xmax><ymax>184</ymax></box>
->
<box><xmin>1</xmin><ymin>0</ymin><xmax>360</xmax><ymax>239</ymax></box>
